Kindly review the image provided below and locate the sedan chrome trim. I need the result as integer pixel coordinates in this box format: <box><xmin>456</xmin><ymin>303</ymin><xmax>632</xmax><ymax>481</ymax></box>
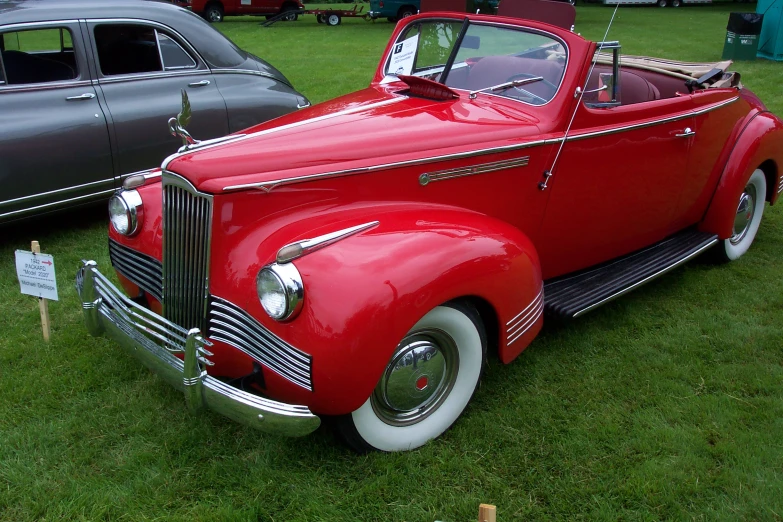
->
<box><xmin>0</xmin><ymin>80</ymin><xmax>93</xmax><ymax>92</ymax></box>
<box><xmin>211</xmin><ymin>68</ymin><xmax>291</xmax><ymax>84</ymax></box>
<box><xmin>0</xmin><ymin>178</ymin><xmax>115</xmax><ymax>207</ymax></box>
<box><xmin>419</xmin><ymin>156</ymin><xmax>529</xmax><ymax>186</ymax></box>
<box><xmin>0</xmin><ymin>189</ymin><xmax>115</xmax><ymax>220</ymax></box>
<box><xmin>572</xmin><ymin>237</ymin><xmax>719</xmax><ymax>318</ymax></box>
<box><xmin>162</xmin><ymin>97</ymin><xmax>406</xmax><ymax>170</ymax></box>
<box><xmin>96</xmin><ymin>70</ymin><xmax>211</xmax><ymax>84</ymax></box>
<box><xmin>276</xmin><ymin>221</ymin><xmax>380</xmax><ymax>264</ymax></box>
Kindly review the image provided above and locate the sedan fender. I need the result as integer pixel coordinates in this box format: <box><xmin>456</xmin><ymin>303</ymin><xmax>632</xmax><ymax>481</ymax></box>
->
<box><xmin>700</xmin><ymin>111</ymin><xmax>783</xmax><ymax>238</ymax></box>
<box><xmin>223</xmin><ymin>206</ymin><xmax>543</xmax><ymax>415</ymax></box>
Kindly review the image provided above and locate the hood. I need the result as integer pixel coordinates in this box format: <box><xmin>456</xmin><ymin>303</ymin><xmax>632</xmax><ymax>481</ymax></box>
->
<box><xmin>165</xmin><ymin>85</ymin><xmax>544</xmax><ymax>194</ymax></box>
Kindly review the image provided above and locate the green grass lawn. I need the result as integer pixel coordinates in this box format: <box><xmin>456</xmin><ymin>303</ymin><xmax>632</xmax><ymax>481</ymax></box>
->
<box><xmin>2</xmin><ymin>4</ymin><xmax>783</xmax><ymax>520</ymax></box>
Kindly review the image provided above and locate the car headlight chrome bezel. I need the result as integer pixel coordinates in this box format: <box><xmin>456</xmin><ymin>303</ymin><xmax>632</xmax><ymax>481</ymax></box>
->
<box><xmin>256</xmin><ymin>262</ymin><xmax>304</xmax><ymax>322</ymax></box>
<box><xmin>108</xmin><ymin>189</ymin><xmax>143</xmax><ymax>236</ymax></box>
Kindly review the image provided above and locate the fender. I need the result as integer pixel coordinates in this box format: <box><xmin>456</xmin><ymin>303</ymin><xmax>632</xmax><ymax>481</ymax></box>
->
<box><xmin>700</xmin><ymin>111</ymin><xmax>783</xmax><ymax>238</ymax></box>
<box><xmin>210</xmin><ymin>203</ymin><xmax>543</xmax><ymax>415</ymax></box>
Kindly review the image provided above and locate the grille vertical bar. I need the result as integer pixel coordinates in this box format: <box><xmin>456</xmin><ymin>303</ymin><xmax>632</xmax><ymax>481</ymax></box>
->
<box><xmin>162</xmin><ymin>172</ymin><xmax>213</xmax><ymax>333</ymax></box>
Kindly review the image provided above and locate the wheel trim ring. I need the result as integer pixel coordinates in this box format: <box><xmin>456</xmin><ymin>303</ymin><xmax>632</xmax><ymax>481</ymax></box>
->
<box><xmin>730</xmin><ymin>184</ymin><xmax>757</xmax><ymax>245</ymax></box>
<box><xmin>371</xmin><ymin>328</ymin><xmax>459</xmax><ymax>427</ymax></box>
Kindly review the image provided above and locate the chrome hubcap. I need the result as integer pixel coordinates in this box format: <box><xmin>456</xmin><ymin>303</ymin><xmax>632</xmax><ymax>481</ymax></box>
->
<box><xmin>731</xmin><ymin>184</ymin><xmax>756</xmax><ymax>245</ymax></box>
<box><xmin>372</xmin><ymin>329</ymin><xmax>459</xmax><ymax>426</ymax></box>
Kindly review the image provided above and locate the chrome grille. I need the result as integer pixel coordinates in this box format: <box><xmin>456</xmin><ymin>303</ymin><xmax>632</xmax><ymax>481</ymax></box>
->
<box><xmin>209</xmin><ymin>296</ymin><xmax>313</xmax><ymax>390</ymax></box>
<box><xmin>162</xmin><ymin>172</ymin><xmax>213</xmax><ymax>333</ymax></box>
<box><xmin>108</xmin><ymin>239</ymin><xmax>163</xmax><ymax>301</ymax></box>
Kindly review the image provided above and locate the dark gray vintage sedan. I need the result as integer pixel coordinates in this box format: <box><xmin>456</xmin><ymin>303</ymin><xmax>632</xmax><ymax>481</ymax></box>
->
<box><xmin>0</xmin><ymin>0</ymin><xmax>309</xmax><ymax>223</ymax></box>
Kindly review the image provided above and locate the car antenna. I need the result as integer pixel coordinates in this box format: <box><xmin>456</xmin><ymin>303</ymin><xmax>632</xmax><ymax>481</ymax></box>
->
<box><xmin>539</xmin><ymin>3</ymin><xmax>620</xmax><ymax>191</ymax></box>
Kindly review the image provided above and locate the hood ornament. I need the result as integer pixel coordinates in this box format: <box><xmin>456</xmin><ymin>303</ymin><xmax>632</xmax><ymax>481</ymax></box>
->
<box><xmin>168</xmin><ymin>89</ymin><xmax>200</xmax><ymax>152</ymax></box>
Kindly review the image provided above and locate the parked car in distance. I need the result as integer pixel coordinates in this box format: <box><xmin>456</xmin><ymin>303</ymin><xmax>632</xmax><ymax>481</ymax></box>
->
<box><xmin>368</xmin><ymin>0</ymin><xmax>419</xmax><ymax>22</ymax></box>
<box><xmin>174</xmin><ymin>0</ymin><xmax>305</xmax><ymax>22</ymax></box>
<box><xmin>0</xmin><ymin>0</ymin><xmax>309</xmax><ymax>224</ymax></box>
<box><xmin>78</xmin><ymin>11</ymin><xmax>783</xmax><ymax>452</ymax></box>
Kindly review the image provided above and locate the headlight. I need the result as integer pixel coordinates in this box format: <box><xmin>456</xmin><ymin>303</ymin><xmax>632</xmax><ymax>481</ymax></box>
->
<box><xmin>108</xmin><ymin>190</ymin><xmax>143</xmax><ymax>236</ymax></box>
<box><xmin>256</xmin><ymin>263</ymin><xmax>304</xmax><ymax>321</ymax></box>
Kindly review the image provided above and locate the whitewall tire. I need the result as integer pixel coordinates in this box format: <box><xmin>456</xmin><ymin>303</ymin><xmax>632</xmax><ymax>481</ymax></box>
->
<box><xmin>334</xmin><ymin>302</ymin><xmax>486</xmax><ymax>452</ymax></box>
<box><xmin>715</xmin><ymin>169</ymin><xmax>766</xmax><ymax>262</ymax></box>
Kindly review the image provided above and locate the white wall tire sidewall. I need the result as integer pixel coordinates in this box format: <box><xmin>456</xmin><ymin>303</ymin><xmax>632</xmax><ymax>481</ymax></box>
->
<box><xmin>350</xmin><ymin>306</ymin><xmax>483</xmax><ymax>452</ymax></box>
<box><xmin>723</xmin><ymin>169</ymin><xmax>766</xmax><ymax>261</ymax></box>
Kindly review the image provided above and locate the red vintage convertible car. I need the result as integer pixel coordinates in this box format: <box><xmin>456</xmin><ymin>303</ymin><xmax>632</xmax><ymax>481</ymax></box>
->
<box><xmin>77</xmin><ymin>12</ymin><xmax>783</xmax><ymax>452</ymax></box>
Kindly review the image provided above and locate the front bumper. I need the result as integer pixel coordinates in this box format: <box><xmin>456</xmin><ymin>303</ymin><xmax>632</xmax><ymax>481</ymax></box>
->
<box><xmin>75</xmin><ymin>261</ymin><xmax>320</xmax><ymax>437</ymax></box>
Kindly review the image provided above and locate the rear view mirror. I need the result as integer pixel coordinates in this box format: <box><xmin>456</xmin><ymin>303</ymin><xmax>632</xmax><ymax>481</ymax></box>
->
<box><xmin>462</xmin><ymin>35</ymin><xmax>480</xmax><ymax>50</ymax></box>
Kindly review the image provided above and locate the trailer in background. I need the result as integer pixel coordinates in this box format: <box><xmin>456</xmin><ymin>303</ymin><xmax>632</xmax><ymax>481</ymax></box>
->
<box><xmin>602</xmin><ymin>0</ymin><xmax>710</xmax><ymax>7</ymax></box>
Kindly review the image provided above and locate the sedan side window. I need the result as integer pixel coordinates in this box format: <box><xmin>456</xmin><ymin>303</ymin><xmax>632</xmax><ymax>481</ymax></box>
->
<box><xmin>0</xmin><ymin>28</ymin><xmax>79</xmax><ymax>85</ymax></box>
<box><xmin>94</xmin><ymin>24</ymin><xmax>198</xmax><ymax>76</ymax></box>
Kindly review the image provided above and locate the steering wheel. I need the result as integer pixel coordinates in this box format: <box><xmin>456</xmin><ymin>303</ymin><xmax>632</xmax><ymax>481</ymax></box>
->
<box><xmin>505</xmin><ymin>72</ymin><xmax>558</xmax><ymax>104</ymax></box>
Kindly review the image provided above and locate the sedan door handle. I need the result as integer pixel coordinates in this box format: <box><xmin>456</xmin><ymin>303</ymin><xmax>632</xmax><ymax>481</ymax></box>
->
<box><xmin>66</xmin><ymin>93</ymin><xmax>96</xmax><ymax>101</ymax></box>
<box><xmin>676</xmin><ymin>127</ymin><xmax>696</xmax><ymax>138</ymax></box>
<box><xmin>188</xmin><ymin>80</ymin><xmax>210</xmax><ymax>87</ymax></box>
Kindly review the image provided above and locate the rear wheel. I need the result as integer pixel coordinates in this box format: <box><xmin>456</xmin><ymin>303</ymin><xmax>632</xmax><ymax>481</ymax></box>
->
<box><xmin>326</xmin><ymin>13</ymin><xmax>341</xmax><ymax>25</ymax></box>
<box><xmin>203</xmin><ymin>3</ymin><xmax>224</xmax><ymax>22</ymax></box>
<box><xmin>317</xmin><ymin>14</ymin><xmax>326</xmax><ymax>23</ymax></box>
<box><xmin>398</xmin><ymin>6</ymin><xmax>417</xmax><ymax>19</ymax></box>
<box><xmin>334</xmin><ymin>302</ymin><xmax>486</xmax><ymax>452</ymax></box>
<box><xmin>657</xmin><ymin>0</ymin><xmax>667</xmax><ymax>6</ymax></box>
<box><xmin>713</xmin><ymin>169</ymin><xmax>766</xmax><ymax>262</ymax></box>
<box><xmin>672</xmin><ymin>0</ymin><xmax>681</xmax><ymax>6</ymax></box>
<box><xmin>280</xmin><ymin>5</ymin><xmax>298</xmax><ymax>21</ymax></box>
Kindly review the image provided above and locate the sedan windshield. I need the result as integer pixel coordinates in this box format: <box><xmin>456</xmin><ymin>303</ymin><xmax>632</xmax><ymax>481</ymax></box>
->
<box><xmin>383</xmin><ymin>20</ymin><xmax>567</xmax><ymax>106</ymax></box>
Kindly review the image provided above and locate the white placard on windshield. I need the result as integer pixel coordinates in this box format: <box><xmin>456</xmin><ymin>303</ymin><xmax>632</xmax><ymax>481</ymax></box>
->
<box><xmin>388</xmin><ymin>34</ymin><xmax>419</xmax><ymax>76</ymax></box>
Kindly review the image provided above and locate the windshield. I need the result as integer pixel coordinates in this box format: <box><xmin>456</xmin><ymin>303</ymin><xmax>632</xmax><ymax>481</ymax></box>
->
<box><xmin>383</xmin><ymin>20</ymin><xmax>567</xmax><ymax>106</ymax></box>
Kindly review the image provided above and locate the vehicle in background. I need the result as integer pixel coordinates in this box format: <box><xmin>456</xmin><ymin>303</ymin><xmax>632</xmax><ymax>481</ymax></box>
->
<box><xmin>601</xmin><ymin>0</ymin><xmax>711</xmax><ymax>7</ymax></box>
<box><xmin>0</xmin><ymin>0</ymin><xmax>309</xmax><ymax>224</ymax></box>
<box><xmin>368</xmin><ymin>0</ymin><xmax>419</xmax><ymax>22</ymax></box>
<box><xmin>176</xmin><ymin>0</ymin><xmax>305</xmax><ymax>22</ymax></box>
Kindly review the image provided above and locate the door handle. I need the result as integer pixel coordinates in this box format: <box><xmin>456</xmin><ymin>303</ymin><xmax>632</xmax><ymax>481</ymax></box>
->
<box><xmin>66</xmin><ymin>93</ymin><xmax>96</xmax><ymax>101</ymax></box>
<box><xmin>188</xmin><ymin>80</ymin><xmax>210</xmax><ymax>87</ymax></box>
<box><xmin>676</xmin><ymin>127</ymin><xmax>696</xmax><ymax>138</ymax></box>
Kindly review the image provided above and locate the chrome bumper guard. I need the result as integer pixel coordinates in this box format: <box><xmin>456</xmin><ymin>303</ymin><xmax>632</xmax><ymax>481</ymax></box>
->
<box><xmin>75</xmin><ymin>261</ymin><xmax>320</xmax><ymax>437</ymax></box>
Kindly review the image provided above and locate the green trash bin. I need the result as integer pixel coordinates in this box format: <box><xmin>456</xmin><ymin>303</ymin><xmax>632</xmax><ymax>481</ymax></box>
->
<box><xmin>722</xmin><ymin>13</ymin><xmax>764</xmax><ymax>61</ymax></box>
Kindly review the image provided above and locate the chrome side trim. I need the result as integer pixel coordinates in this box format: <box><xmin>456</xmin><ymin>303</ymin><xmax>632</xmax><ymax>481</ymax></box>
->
<box><xmin>97</xmin><ymin>70</ymin><xmax>210</xmax><ymax>84</ymax></box>
<box><xmin>419</xmin><ymin>156</ymin><xmax>529</xmax><ymax>186</ymax></box>
<box><xmin>572</xmin><ymin>237</ymin><xmax>719</xmax><ymax>318</ymax></box>
<box><xmin>0</xmin><ymin>178</ymin><xmax>115</xmax><ymax>207</ymax></box>
<box><xmin>209</xmin><ymin>296</ymin><xmax>313</xmax><ymax>391</ymax></box>
<box><xmin>0</xmin><ymin>20</ymin><xmax>80</xmax><ymax>30</ymax></box>
<box><xmin>0</xmin><ymin>80</ymin><xmax>93</xmax><ymax>93</ymax></box>
<box><xmin>76</xmin><ymin>261</ymin><xmax>320</xmax><ymax>437</ymax></box>
<box><xmin>222</xmin><ymin>140</ymin><xmax>551</xmax><ymax>192</ymax></box>
<box><xmin>567</xmin><ymin>96</ymin><xmax>740</xmax><ymax>142</ymax></box>
<box><xmin>777</xmin><ymin>175</ymin><xmax>783</xmax><ymax>194</ymax></box>
<box><xmin>506</xmin><ymin>288</ymin><xmax>544</xmax><ymax>346</ymax></box>
<box><xmin>162</xmin><ymin>97</ymin><xmax>406</xmax><ymax>170</ymax></box>
<box><xmin>211</xmin><ymin>68</ymin><xmax>288</xmax><ymax>84</ymax></box>
<box><xmin>0</xmin><ymin>188</ymin><xmax>115</xmax><ymax>220</ymax></box>
<box><xmin>276</xmin><ymin>221</ymin><xmax>380</xmax><ymax>264</ymax></box>
<box><xmin>221</xmin><ymin>97</ymin><xmax>738</xmax><ymax>193</ymax></box>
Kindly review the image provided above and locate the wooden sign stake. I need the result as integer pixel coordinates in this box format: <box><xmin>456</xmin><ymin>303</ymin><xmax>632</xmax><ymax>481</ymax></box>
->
<box><xmin>478</xmin><ymin>504</ymin><xmax>496</xmax><ymax>522</ymax></box>
<box><xmin>31</xmin><ymin>241</ymin><xmax>51</xmax><ymax>342</ymax></box>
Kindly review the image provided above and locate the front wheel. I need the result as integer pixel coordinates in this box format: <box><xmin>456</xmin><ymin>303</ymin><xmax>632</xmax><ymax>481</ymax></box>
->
<box><xmin>203</xmin><ymin>3</ymin><xmax>224</xmax><ymax>22</ymax></box>
<box><xmin>334</xmin><ymin>302</ymin><xmax>486</xmax><ymax>452</ymax></box>
<box><xmin>714</xmin><ymin>169</ymin><xmax>766</xmax><ymax>262</ymax></box>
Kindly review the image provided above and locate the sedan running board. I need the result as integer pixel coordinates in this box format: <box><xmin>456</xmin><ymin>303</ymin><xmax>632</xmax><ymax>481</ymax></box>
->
<box><xmin>544</xmin><ymin>229</ymin><xmax>718</xmax><ymax>319</ymax></box>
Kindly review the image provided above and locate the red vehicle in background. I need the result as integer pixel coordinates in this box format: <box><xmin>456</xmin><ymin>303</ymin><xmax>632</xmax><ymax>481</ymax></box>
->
<box><xmin>78</xmin><ymin>12</ymin><xmax>783</xmax><ymax>453</ymax></box>
<box><xmin>175</xmin><ymin>0</ymin><xmax>304</xmax><ymax>22</ymax></box>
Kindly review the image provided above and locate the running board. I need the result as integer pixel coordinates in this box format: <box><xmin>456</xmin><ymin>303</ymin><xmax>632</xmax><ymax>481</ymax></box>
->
<box><xmin>544</xmin><ymin>229</ymin><xmax>718</xmax><ymax>319</ymax></box>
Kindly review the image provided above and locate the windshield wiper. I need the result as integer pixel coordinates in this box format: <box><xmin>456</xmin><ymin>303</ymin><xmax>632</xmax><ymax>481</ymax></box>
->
<box><xmin>468</xmin><ymin>76</ymin><xmax>544</xmax><ymax>100</ymax></box>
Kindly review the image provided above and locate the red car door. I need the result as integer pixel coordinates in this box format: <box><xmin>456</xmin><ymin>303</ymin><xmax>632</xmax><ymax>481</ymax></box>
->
<box><xmin>537</xmin><ymin>96</ymin><xmax>696</xmax><ymax>279</ymax></box>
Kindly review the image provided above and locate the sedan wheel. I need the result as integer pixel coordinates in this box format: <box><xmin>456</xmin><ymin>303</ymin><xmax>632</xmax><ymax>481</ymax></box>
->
<box><xmin>334</xmin><ymin>302</ymin><xmax>485</xmax><ymax>452</ymax></box>
<box><xmin>715</xmin><ymin>169</ymin><xmax>766</xmax><ymax>261</ymax></box>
